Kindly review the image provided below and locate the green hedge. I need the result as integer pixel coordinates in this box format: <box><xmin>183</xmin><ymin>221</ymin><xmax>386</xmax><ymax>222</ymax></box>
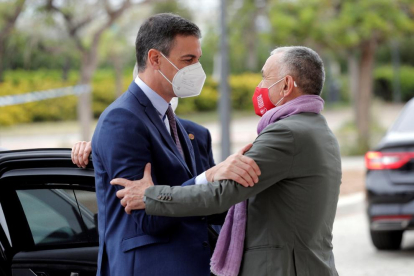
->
<box><xmin>0</xmin><ymin>70</ymin><xmax>264</xmax><ymax>126</ymax></box>
<box><xmin>2</xmin><ymin>65</ymin><xmax>412</xmax><ymax>127</ymax></box>
<box><xmin>1</xmin><ymin>70</ymin><xmax>327</xmax><ymax>126</ymax></box>
<box><xmin>0</xmin><ymin>69</ymin><xmax>130</xmax><ymax>126</ymax></box>
<box><xmin>0</xmin><ymin>70</ymin><xmax>79</xmax><ymax>126</ymax></box>
<box><xmin>177</xmin><ymin>73</ymin><xmax>261</xmax><ymax>114</ymax></box>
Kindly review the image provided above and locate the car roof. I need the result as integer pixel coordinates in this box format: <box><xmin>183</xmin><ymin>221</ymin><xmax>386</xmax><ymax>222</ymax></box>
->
<box><xmin>0</xmin><ymin>148</ymin><xmax>94</xmax><ymax>181</ymax></box>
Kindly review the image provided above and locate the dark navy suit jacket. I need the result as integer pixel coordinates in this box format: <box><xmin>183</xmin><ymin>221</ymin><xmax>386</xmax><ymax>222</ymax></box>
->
<box><xmin>177</xmin><ymin>118</ymin><xmax>224</xmax><ymax>233</ymax></box>
<box><xmin>92</xmin><ymin>82</ymin><xmax>211</xmax><ymax>276</ymax></box>
<box><xmin>177</xmin><ymin>118</ymin><xmax>215</xmax><ymax>173</ymax></box>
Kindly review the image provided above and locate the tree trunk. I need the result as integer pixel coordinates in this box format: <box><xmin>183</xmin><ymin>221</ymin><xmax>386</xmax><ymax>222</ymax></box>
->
<box><xmin>0</xmin><ymin>42</ymin><xmax>5</xmax><ymax>83</ymax></box>
<box><xmin>356</xmin><ymin>39</ymin><xmax>376</xmax><ymax>153</ymax></box>
<box><xmin>62</xmin><ymin>56</ymin><xmax>71</xmax><ymax>81</ymax></box>
<box><xmin>0</xmin><ymin>0</ymin><xmax>26</xmax><ymax>82</ymax></box>
<box><xmin>78</xmin><ymin>50</ymin><xmax>99</xmax><ymax>141</ymax></box>
<box><xmin>347</xmin><ymin>50</ymin><xmax>359</xmax><ymax>121</ymax></box>
<box><xmin>113</xmin><ymin>56</ymin><xmax>124</xmax><ymax>98</ymax></box>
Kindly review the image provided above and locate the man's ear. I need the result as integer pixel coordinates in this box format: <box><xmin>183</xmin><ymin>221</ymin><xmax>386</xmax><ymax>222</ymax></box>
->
<box><xmin>282</xmin><ymin>75</ymin><xmax>296</xmax><ymax>96</ymax></box>
<box><xmin>147</xmin><ymin>49</ymin><xmax>161</xmax><ymax>70</ymax></box>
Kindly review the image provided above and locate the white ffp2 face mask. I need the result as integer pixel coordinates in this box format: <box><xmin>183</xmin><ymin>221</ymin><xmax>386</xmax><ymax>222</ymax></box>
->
<box><xmin>158</xmin><ymin>52</ymin><xmax>206</xmax><ymax>98</ymax></box>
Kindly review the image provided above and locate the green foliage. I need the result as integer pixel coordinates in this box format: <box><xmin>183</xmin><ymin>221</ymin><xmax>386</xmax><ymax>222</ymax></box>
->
<box><xmin>0</xmin><ymin>70</ymin><xmax>263</xmax><ymax>126</ymax></box>
<box><xmin>374</xmin><ymin>65</ymin><xmax>414</xmax><ymax>101</ymax></box>
<box><xmin>152</xmin><ymin>0</ymin><xmax>192</xmax><ymax>20</ymax></box>
<box><xmin>0</xmin><ymin>69</ymin><xmax>131</xmax><ymax>126</ymax></box>
<box><xmin>0</xmin><ymin>70</ymin><xmax>79</xmax><ymax>126</ymax></box>
<box><xmin>376</xmin><ymin>38</ymin><xmax>414</xmax><ymax>67</ymax></box>
<box><xmin>200</xmin><ymin>27</ymin><xmax>218</xmax><ymax>76</ymax></box>
<box><xmin>268</xmin><ymin>0</ymin><xmax>326</xmax><ymax>47</ymax></box>
<box><xmin>4</xmin><ymin>30</ymin><xmax>82</xmax><ymax>71</ymax></box>
<box><xmin>177</xmin><ymin>73</ymin><xmax>261</xmax><ymax>114</ymax></box>
<box><xmin>323</xmin><ymin>0</ymin><xmax>414</xmax><ymax>49</ymax></box>
<box><xmin>0</xmin><ymin>1</ymin><xmax>23</xmax><ymax>30</ymax></box>
<box><xmin>229</xmin><ymin>73</ymin><xmax>261</xmax><ymax>110</ymax></box>
<box><xmin>321</xmin><ymin>74</ymin><xmax>351</xmax><ymax>104</ymax></box>
<box><xmin>268</xmin><ymin>0</ymin><xmax>414</xmax><ymax>50</ymax></box>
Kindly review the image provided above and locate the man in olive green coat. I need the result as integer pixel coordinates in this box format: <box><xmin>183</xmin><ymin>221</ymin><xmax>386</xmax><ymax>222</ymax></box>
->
<box><xmin>112</xmin><ymin>46</ymin><xmax>342</xmax><ymax>276</ymax></box>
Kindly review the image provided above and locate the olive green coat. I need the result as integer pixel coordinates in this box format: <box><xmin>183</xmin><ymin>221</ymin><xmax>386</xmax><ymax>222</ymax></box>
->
<box><xmin>145</xmin><ymin>113</ymin><xmax>341</xmax><ymax>276</ymax></box>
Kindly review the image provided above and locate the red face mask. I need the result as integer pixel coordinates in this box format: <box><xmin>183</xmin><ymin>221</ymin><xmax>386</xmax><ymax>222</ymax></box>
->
<box><xmin>252</xmin><ymin>78</ymin><xmax>285</xmax><ymax>117</ymax></box>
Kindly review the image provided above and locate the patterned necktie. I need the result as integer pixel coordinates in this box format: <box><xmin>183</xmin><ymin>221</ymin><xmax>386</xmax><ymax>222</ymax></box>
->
<box><xmin>166</xmin><ymin>105</ymin><xmax>185</xmax><ymax>160</ymax></box>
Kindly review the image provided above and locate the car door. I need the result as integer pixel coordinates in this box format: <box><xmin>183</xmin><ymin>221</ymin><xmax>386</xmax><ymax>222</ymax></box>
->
<box><xmin>0</xmin><ymin>149</ymin><xmax>98</xmax><ymax>276</ymax></box>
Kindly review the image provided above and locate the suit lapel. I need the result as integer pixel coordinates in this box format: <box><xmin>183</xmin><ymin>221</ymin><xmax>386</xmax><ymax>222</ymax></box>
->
<box><xmin>127</xmin><ymin>81</ymin><xmax>193</xmax><ymax>177</ymax></box>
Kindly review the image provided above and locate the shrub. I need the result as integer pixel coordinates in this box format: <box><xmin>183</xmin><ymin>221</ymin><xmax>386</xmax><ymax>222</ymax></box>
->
<box><xmin>0</xmin><ymin>70</ymin><xmax>264</xmax><ymax>126</ymax></box>
<box><xmin>229</xmin><ymin>74</ymin><xmax>262</xmax><ymax>110</ymax></box>
<box><xmin>0</xmin><ymin>70</ymin><xmax>78</xmax><ymax>126</ymax></box>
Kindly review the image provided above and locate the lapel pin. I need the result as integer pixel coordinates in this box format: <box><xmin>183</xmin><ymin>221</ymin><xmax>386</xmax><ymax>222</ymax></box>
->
<box><xmin>188</xmin><ymin>133</ymin><xmax>195</xmax><ymax>140</ymax></box>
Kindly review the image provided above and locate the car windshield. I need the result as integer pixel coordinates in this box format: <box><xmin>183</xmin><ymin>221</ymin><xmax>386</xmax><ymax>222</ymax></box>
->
<box><xmin>391</xmin><ymin>101</ymin><xmax>414</xmax><ymax>133</ymax></box>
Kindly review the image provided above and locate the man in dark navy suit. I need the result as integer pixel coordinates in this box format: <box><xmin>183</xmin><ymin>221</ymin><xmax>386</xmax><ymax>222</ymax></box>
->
<box><xmin>73</xmin><ymin>105</ymin><xmax>223</xmax><ymax>254</ymax></box>
<box><xmin>72</xmin><ymin>65</ymin><xmax>223</xmax><ymax>229</ymax></box>
<box><xmin>82</xmin><ymin>14</ymin><xmax>260</xmax><ymax>276</ymax></box>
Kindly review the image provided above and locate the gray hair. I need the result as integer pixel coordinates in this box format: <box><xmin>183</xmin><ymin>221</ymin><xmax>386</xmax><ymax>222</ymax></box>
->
<box><xmin>271</xmin><ymin>46</ymin><xmax>325</xmax><ymax>96</ymax></box>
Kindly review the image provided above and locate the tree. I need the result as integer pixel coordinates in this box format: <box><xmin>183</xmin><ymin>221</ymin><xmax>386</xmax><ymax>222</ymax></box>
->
<box><xmin>0</xmin><ymin>0</ymin><xmax>25</xmax><ymax>82</ymax></box>
<box><xmin>268</xmin><ymin>0</ymin><xmax>414</xmax><ymax>153</ymax></box>
<box><xmin>45</xmin><ymin>0</ymin><xmax>132</xmax><ymax>140</ymax></box>
<box><xmin>319</xmin><ymin>0</ymin><xmax>414</xmax><ymax>152</ymax></box>
<box><xmin>226</xmin><ymin>0</ymin><xmax>271</xmax><ymax>73</ymax></box>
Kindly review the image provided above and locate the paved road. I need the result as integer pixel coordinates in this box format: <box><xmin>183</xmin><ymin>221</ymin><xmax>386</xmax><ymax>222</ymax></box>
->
<box><xmin>334</xmin><ymin>195</ymin><xmax>414</xmax><ymax>276</ymax></box>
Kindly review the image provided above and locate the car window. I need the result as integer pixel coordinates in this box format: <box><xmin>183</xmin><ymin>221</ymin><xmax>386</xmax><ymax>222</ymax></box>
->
<box><xmin>0</xmin><ymin>203</ymin><xmax>11</xmax><ymax>246</ymax></box>
<box><xmin>16</xmin><ymin>189</ymin><xmax>97</xmax><ymax>246</ymax></box>
<box><xmin>392</xmin><ymin>101</ymin><xmax>414</xmax><ymax>132</ymax></box>
<box><xmin>61</xmin><ymin>189</ymin><xmax>98</xmax><ymax>237</ymax></box>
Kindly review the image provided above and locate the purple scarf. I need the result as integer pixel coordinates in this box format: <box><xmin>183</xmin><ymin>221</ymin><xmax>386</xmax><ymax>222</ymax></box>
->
<box><xmin>258</xmin><ymin>95</ymin><xmax>324</xmax><ymax>134</ymax></box>
<box><xmin>210</xmin><ymin>94</ymin><xmax>324</xmax><ymax>276</ymax></box>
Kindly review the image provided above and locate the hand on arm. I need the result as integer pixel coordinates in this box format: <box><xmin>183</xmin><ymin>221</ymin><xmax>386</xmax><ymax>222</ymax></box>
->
<box><xmin>144</xmin><ymin>125</ymin><xmax>294</xmax><ymax>217</ymax></box>
<box><xmin>71</xmin><ymin>141</ymin><xmax>92</xmax><ymax>168</ymax></box>
<box><xmin>110</xmin><ymin>143</ymin><xmax>262</xmax><ymax>213</ymax></box>
<box><xmin>205</xmin><ymin>143</ymin><xmax>261</xmax><ymax>187</ymax></box>
<box><xmin>111</xmin><ymin>163</ymin><xmax>153</xmax><ymax>213</ymax></box>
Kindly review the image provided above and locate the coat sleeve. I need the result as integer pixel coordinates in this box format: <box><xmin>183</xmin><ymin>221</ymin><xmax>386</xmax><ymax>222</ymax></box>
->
<box><xmin>144</xmin><ymin>124</ymin><xmax>295</xmax><ymax>217</ymax></box>
<box><xmin>95</xmin><ymin>107</ymin><xmax>182</xmax><ymax>235</ymax></box>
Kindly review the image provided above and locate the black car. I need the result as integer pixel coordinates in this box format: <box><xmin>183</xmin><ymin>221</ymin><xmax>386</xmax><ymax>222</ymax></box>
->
<box><xmin>365</xmin><ymin>98</ymin><xmax>414</xmax><ymax>250</ymax></box>
<box><xmin>0</xmin><ymin>148</ymin><xmax>98</xmax><ymax>276</ymax></box>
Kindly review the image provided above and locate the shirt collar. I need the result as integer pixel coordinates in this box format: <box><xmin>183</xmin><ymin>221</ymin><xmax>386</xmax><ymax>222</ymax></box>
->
<box><xmin>135</xmin><ymin>76</ymin><xmax>169</xmax><ymax>117</ymax></box>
